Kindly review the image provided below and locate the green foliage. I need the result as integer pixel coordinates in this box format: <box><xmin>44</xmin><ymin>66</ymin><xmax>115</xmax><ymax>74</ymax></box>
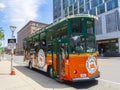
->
<box><xmin>0</xmin><ymin>31</ymin><xmax>4</xmax><ymax>40</ymax></box>
<box><xmin>0</xmin><ymin>42</ymin><xmax>2</xmax><ymax>47</ymax></box>
<box><xmin>0</xmin><ymin>47</ymin><xmax>3</xmax><ymax>54</ymax></box>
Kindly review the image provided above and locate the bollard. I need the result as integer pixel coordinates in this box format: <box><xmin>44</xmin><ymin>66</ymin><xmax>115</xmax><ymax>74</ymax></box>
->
<box><xmin>10</xmin><ymin>68</ymin><xmax>16</xmax><ymax>75</ymax></box>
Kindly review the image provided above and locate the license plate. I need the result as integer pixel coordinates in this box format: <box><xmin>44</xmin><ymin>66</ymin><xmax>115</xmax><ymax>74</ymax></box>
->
<box><xmin>80</xmin><ymin>74</ymin><xmax>87</xmax><ymax>78</ymax></box>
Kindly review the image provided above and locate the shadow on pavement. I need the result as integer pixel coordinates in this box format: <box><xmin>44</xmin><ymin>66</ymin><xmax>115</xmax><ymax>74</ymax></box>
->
<box><xmin>65</xmin><ymin>80</ymin><xmax>98</xmax><ymax>89</ymax></box>
<box><xmin>14</xmin><ymin>66</ymin><xmax>98</xmax><ymax>89</ymax></box>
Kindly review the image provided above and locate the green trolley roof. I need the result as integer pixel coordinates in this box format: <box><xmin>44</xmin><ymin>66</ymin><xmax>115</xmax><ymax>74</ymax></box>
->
<box><xmin>29</xmin><ymin>14</ymin><xmax>98</xmax><ymax>38</ymax></box>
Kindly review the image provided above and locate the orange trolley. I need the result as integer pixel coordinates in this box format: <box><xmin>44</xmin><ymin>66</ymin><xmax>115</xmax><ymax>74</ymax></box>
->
<box><xmin>23</xmin><ymin>14</ymin><xmax>100</xmax><ymax>82</ymax></box>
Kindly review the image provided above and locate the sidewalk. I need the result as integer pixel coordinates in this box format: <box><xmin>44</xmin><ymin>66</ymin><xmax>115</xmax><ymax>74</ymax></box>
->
<box><xmin>0</xmin><ymin>59</ymin><xmax>52</xmax><ymax>90</ymax></box>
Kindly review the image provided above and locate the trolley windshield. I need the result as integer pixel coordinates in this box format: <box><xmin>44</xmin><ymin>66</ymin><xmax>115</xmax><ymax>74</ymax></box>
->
<box><xmin>70</xmin><ymin>35</ymin><xmax>96</xmax><ymax>53</ymax></box>
<box><xmin>70</xmin><ymin>17</ymin><xmax>97</xmax><ymax>54</ymax></box>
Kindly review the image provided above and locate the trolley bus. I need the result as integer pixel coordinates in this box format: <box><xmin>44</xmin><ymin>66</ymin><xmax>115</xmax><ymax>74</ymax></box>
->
<box><xmin>23</xmin><ymin>14</ymin><xmax>100</xmax><ymax>82</ymax></box>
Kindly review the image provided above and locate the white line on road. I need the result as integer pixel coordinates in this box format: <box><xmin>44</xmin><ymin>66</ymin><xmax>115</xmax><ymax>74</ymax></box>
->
<box><xmin>98</xmin><ymin>78</ymin><xmax>120</xmax><ymax>85</ymax></box>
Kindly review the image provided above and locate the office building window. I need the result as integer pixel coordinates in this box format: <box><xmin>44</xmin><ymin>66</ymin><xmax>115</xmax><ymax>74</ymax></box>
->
<box><xmin>107</xmin><ymin>0</ymin><xmax>118</xmax><ymax>11</ymax></box>
<box><xmin>119</xmin><ymin>1</ymin><xmax>120</xmax><ymax>7</ymax></box>
<box><xmin>73</xmin><ymin>0</ymin><xmax>77</xmax><ymax>3</ymax></box>
<box><xmin>116</xmin><ymin>11</ymin><xmax>120</xmax><ymax>30</ymax></box>
<box><xmin>98</xmin><ymin>0</ymin><xmax>103</xmax><ymax>4</ymax></box>
<box><xmin>74</xmin><ymin>9</ymin><xmax>78</xmax><ymax>14</ymax></box>
<box><xmin>53</xmin><ymin>0</ymin><xmax>61</xmax><ymax>20</ymax></box>
<box><xmin>74</xmin><ymin>2</ymin><xmax>78</xmax><ymax>10</ymax></box>
<box><xmin>91</xmin><ymin>0</ymin><xmax>98</xmax><ymax>8</ymax></box>
<box><xmin>79</xmin><ymin>5</ymin><xmax>84</xmax><ymax>13</ymax></box>
<box><xmin>63</xmin><ymin>0</ymin><xmax>67</xmax><ymax>3</ymax></box>
<box><xmin>85</xmin><ymin>0</ymin><xmax>89</xmax><ymax>3</ymax></box>
<box><xmin>69</xmin><ymin>12</ymin><xmax>73</xmax><ymax>15</ymax></box>
<box><xmin>69</xmin><ymin>5</ymin><xmax>73</xmax><ymax>15</ymax></box>
<box><xmin>85</xmin><ymin>2</ymin><xmax>90</xmax><ymax>11</ymax></box>
<box><xmin>69</xmin><ymin>5</ymin><xmax>73</xmax><ymax>11</ymax></box>
<box><xmin>58</xmin><ymin>9</ymin><xmax>61</xmax><ymax>17</ymax></box>
<box><xmin>83</xmin><ymin>11</ymin><xmax>89</xmax><ymax>14</ymax></box>
<box><xmin>79</xmin><ymin>0</ymin><xmax>84</xmax><ymax>6</ymax></box>
<box><xmin>90</xmin><ymin>8</ymin><xmax>96</xmax><ymax>15</ymax></box>
<box><xmin>74</xmin><ymin>2</ymin><xmax>78</xmax><ymax>14</ymax></box>
<box><xmin>91</xmin><ymin>0</ymin><xmax>103</xmax><ymax>8</ymax></box>
<box><xmin>106</xmin><ymin>11</ymin><xmax>118</xmax><ymax>33</ymax></box>
<box><xmin>97</xmin><ymin>4</ymin><xmax>105</xmax><ymax>15</ymax></box>
<box><xmin>63</xmin><ymin>2</ymin><xmax>68</xmax><ymax>9</ymax></box>
<box><xmin>64</xmin><ymin>8</ymin><xmax>68</xmax><ymax>17</ymax></box>
<box><xmin>118</xmin><ymin>0</ymin><xmax>120</xmax><ymax>8</ymax></box>
<box><xmin>95</xmin><ymin>17</ymin><xmax>102</xmax><ymax>35</ymax></box>
<box><xmin>104</xmin><ymin>0</ymin><xmax>109</xmax><ymax>2</ymax></box>
<box><xmin>54</xmin><ymin>14</ymin><xmax>57</xmax><ymax>20</ymax></box>
<box><xmin>70</xmin><ymin>0</ymin><xmax>74</xmax><ymax>5</ymax></box>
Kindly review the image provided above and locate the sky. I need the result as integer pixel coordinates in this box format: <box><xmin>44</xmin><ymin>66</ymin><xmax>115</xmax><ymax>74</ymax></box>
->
<box><xmin>0</xmin><ymin>0</ymin><xmax>53</xmax><ymax>47</ymax></box>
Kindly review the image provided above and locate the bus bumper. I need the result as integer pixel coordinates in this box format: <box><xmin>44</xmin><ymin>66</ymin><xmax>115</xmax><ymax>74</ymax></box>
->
<box><xmin>72</xmin><ymin>73</ymin><xmax>100</xmax><ymax>82</ymax></box>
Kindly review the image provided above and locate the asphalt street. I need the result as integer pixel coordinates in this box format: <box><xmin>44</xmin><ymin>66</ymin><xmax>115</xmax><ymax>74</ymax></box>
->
<box><xmin>98</xmin><ymin>57</ymin><xmax>120</xmax><ymax>83</ymax></box>
<box><xmin>3</xmin><ymin>54</ymin><xmax>120</xmax><ymax>90</ymax></box>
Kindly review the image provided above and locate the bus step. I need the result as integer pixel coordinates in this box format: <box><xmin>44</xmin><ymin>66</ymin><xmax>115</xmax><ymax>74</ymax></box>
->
<box><xmin>55</xmin><ymin>78</ymin><xmax>64</xmax><ymax>83</ymax></box>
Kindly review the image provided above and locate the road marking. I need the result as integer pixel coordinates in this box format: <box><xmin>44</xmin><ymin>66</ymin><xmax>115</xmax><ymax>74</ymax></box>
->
<box><xmin>98</xmin><ymin>61</ymin><xmax>113</xmax><ymax>65</ymax></box>
<box><xmin>98</xmin><ymin>78</ymin><xmax>120</xmax><ymax>85</ymax></box>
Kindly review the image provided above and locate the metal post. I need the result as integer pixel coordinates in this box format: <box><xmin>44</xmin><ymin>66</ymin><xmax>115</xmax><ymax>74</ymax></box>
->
<box><xmin>12</xmin><ymin>31</ymin><xmax>14</xmax><ymax>39</ymax></box>
<box><xmin>10</xmin><ymin>26</ymin><xmax>16</xmax><ymax>75</ymax></box>
<box><xmin>11</xmin><ymin>49</ymin><xmax>13</xmax><ymax>72</ymax></box>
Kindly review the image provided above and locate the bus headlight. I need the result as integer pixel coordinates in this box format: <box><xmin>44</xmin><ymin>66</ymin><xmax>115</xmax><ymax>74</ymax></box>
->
<box><xmin>73</xmin><ymin>70</ymin><xmax>77</xmax><ymax>74</ymax></box>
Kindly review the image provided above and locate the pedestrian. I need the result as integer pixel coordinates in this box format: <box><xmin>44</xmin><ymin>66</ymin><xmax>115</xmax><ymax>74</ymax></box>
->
<box><xmin>101</xmin><ymin>48</ymin><xmax>104</xmax><ymax>56</ymax></box>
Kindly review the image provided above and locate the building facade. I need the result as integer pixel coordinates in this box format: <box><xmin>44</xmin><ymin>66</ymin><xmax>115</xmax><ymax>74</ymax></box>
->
<box><xmin>53</xmin><ymin>0</ymin><xmax>120</xmax><ymax>56</ymax></box>
<box><xmin>17</xmin><ymin>21</ymin><xmax>48</xmax><ymax>54</ymax></box>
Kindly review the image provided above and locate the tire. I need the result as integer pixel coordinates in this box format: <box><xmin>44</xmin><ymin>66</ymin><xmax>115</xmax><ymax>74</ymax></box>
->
<box><xmin>29</xmin><ymin>62</ymin><xmax>32</xmax><ymax>69</ymax></box>
<box><xmin>49</xmin><ymin>66</ymin><xmax>54</xmax><ymax>78</ymax></box>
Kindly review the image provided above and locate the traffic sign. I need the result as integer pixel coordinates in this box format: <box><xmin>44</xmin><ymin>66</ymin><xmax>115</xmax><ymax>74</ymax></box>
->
<box><xmin>8</xmin><ymin>39</ymin><xmax>16</xmax><ymax>43</ymax></box>
<box><xmin>8</xmin><ymin>39</ymin><xmax>16</xmax><ymax>49</ymax></box>
<box><xmin>8</xmin><ymin>43</ymin><xmax>16</xmax><ymax>49</ymax></box>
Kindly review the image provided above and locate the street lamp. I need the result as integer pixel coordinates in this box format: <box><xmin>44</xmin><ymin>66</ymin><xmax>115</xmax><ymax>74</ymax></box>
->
<box><xmin>10</xmin><ymin>26</ymin><xmax>16</xmax><ymax>39</ymax></box>
<box><xmin>9</xmin><ymin>25</ymin><xmax>16</xmax><ymax>75</ymax></box>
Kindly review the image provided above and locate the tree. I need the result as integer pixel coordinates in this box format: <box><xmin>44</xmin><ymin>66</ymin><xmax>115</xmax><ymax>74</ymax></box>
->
<box><xmin>0</xmin><ymin>27</ymin><xmax>4</xmax><ymax>48</ymax></box>
<box><xmin>0</xmin><ymin>27</ymin><xmax>4</xmax><ymax>40</ymax></box>
<box><xmin>0</xmin><ymin>32</ymin><xmax>4</xmax><ymax>40</ymax></box>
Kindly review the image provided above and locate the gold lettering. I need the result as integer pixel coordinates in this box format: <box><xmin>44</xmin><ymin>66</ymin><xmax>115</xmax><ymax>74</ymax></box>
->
<box><xmin>79</xmin><ymin>64</ymin><xmax>84</xmax><ymax>67</ymax></box>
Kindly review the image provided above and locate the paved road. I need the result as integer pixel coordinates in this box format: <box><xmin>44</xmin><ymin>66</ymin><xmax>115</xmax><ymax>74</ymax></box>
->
<box><xmin>98</xmin><ymin>57</ymin><xmax>120</xmax><ymax>83</ymax></box>
<box><xmin>3</xmin><ymin>54</ymin><xmax>120</xmax><ymax>90</ymax></box>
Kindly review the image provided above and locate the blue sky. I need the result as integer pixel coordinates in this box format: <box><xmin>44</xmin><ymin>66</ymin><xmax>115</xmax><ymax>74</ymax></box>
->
<box><xmin>0</xmin><ymin>0</ymin><xmax>53</xmax><ymax>47</ymax></box>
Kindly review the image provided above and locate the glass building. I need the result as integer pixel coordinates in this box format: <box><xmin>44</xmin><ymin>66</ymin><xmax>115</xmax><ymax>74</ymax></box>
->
<box><xmin>53</xmin><ymin>0</ymin><xmax>120</xmax><ymax>56</ymax></box>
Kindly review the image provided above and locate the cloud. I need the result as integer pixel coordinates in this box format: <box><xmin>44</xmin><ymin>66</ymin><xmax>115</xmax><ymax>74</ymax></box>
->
<box><xmin>10</xmin><ymin>18</ymin><xmax>25</xmax><ymax>22</ymax></box>
<box><xmin>2</xmin><ymin>0</ymin><xmax>45</xmax><ymax>31</ymax></box>
<box><xmin>0</xmin><ymin>3</ymin><xmax>6</xmax><ymax>9</ymax></box>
